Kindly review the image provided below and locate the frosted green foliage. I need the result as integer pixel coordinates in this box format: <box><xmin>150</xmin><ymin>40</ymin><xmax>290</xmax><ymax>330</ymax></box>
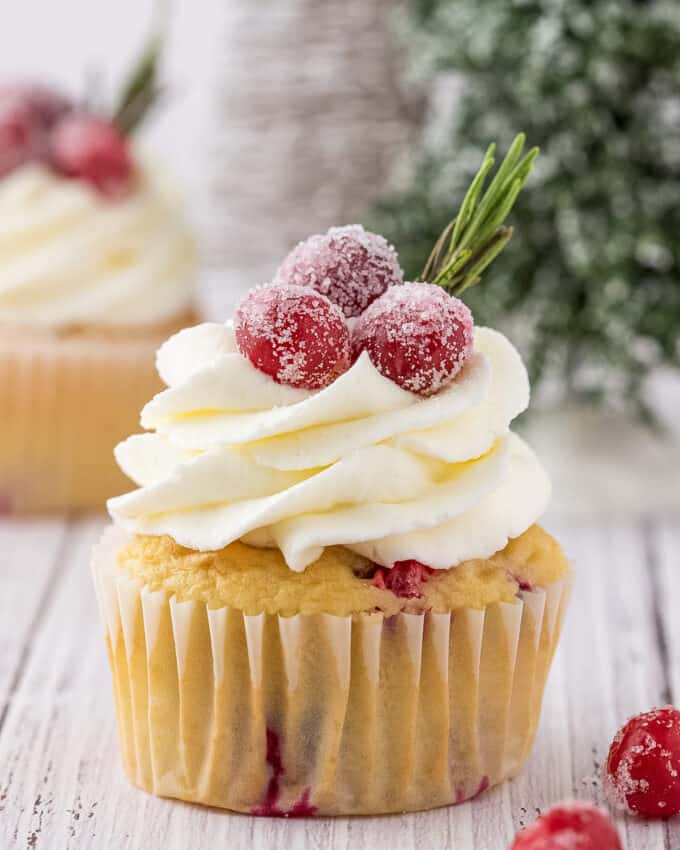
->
<box><xmin>368</xmin><ymin>0</ymin><xmax>680</xmax><ymax>414</ymax></box>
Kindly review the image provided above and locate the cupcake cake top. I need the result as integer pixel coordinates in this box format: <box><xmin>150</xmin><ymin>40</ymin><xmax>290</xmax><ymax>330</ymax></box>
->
<box><xmin>109</xmin><ymin>134</ymin><xmax>550</xmax><ymax>573</ymax></box>
<box><xmin>0</xmin><ymin>47</ymin><xmax>195</xmax><ymax>329</ymax></box>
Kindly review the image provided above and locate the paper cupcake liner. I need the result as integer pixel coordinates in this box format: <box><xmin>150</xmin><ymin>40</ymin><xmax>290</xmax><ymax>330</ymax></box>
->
<box><xmin>92</xmin><ymin>527</ymin><xmax>571</xmax><ymax>816</ymax></box>
<box><xmin>0</xmin><ymin>315</ymin><xmax>195</xmax><ymax>512</ymax></box>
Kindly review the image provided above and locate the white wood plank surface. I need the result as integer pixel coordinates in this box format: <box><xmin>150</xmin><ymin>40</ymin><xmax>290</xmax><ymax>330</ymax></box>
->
<box><xmin>1</xmin><ymin>515</ymin><xmax>679</xmax><ymax>850</ymax></box>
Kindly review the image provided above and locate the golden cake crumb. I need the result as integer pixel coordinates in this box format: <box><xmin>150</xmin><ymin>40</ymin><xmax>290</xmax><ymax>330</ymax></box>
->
<box><xmin>117</xmin><ymin>524</ymin><xmax>568</xmax><ymax>617</ymax></box>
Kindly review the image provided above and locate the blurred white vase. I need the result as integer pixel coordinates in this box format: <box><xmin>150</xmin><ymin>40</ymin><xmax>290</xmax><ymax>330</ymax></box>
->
<box><xmin>201</xmin><ymin>0</ymin><xmax>416</xmax><ymax>318</ymax></box>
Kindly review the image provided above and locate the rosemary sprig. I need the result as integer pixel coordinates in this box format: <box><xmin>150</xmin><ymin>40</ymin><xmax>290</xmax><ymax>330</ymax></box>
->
<box><xmin>421</xmin><ymin>133</ymin><xmax>539</xmax><ymax>296</ymax></box>
<box><xmin>112</xmin><ymin>36</ymin><xmax>163</xmax><ymax>135</ymax></box>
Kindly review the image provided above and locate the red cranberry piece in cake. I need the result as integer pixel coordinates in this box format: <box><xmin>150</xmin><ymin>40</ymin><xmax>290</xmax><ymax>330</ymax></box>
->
<box><xmin>274</xmin><ymin>224</ymin><xmax>403</xmax><ymax>318</ymax></box>
<box><xmin>604</xmin><ymin>705</ymin><xmax>680</xmax><ymax>818</ymax></box>
<box><xmin>353</xmin><ymin>282</ymin><xmax>474</xmax><ymax>396</ymax></box>
<box><xmin>235</xmin><ymin>284</ymin><xmax>351</xmax><ymax>390</ymax></box>
<box><xmin>50</xmin><ymin>114</ymin><xmax>133</xmax><ymax>198</ymax></box>
<box><xmin>372</xmin><ymin>560</ymin><xmax>434</xmax><ymax>599</ymax></box>
<box><xmin>511</xmin><ymin>802</ymin><xmax>622</xmax><ymax>850</ymax></box>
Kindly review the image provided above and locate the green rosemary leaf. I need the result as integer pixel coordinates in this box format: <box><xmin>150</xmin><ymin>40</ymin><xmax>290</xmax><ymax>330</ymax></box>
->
<box><xmin>449</xmin><ymin>142</ymin><xmax>495</xmax><ymax>251</ymax></box>
<box><xmin>113</xmin><ymin>35</ymin><xmax>162</xmax><ymax>135</ymax></box>
<box><xmin>472</xmin><ymin>177</ymin><xmax>522</xmax><ymax>248</ymax></box>
<box><xmin>479</xmin><ymin>132</ymin><xmax>525</xmax><ymax>208</ymax></box>
<box><xmin>433</xmin><ymin>247</ymin><xmax>472</xmax><ymax>286</ymax></box>
<box><xmin>456</xmin><ymin>137</ymin><xmax>525</xmax><ymax>251</ymax></box>
<box><xmin>421</xmin><ymin>133</ymin><xmax>538</xmax><ymax>294</ymax></box>
<box><xmin>422</xmin><ymin>219</ymin><xmax>455</xmax><ymax>282</ymax></box>
<box><xmin>455</xmin><ymin>227</ymin><xmax>513</xmax><ymax>295</ymax></box>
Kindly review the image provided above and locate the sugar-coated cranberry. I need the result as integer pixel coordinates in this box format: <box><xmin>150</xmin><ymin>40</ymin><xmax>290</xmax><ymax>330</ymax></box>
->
<box><xmin>604</xmin><ymin>705</ymin><xmax>680</xmax><ymax>819</ymax></box>
<box><xmin>235</xmin><ymin>284</ymin><xmax>351</xmax><ymax>390</ymax></box>
<box><xmin>0</xmin><ymin>84</ymin><xmax>72</xmax><ymax>127</ymax></box>
<box><xmin>353</xmin><ymin>282</ymin><xmax>474</xmax><ymax>396</ymax></box>
<box><xmin>511</xmin><ymin>802</ymin><xmax>622</xmax><ymax>850</ymax></box>
<box><xmin>0</xmin><ymin>85</ymin><xmax>72</xmax><ymax>178</ymax></box>
<box><xmin>274</xmin><ymin>224</ymin><xmax>403</xmax><ymax>318</ymax></box>
<box><xmin>49</xmin><ymin>114</ymin><xmax>133</xmax><ymax>198</ymax></box>
<box><xmin>372</xmin><ymin>560</ymin><xmax>434</xmax><ymax>599</ymax></box>
<box><xmin>0</xmin><ymin>97</ymin><xmax>42</xmax><ymax>177</ymax></box>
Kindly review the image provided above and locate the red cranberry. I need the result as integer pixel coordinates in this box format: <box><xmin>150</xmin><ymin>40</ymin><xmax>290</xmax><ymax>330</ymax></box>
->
<box><xmin>604</xmin><ymin>705</ymin><xmax>680</xmax><ymax>818</ymax></box>
<box><xmin>352</xmin><ymin>282</ymin><xmax>474</xmax><ymax>396</ymax></box>
<box><xmin>274</xmin><ymin>224</ymin><xmax>403</xmax><ymax>318</ymax></box>
<box><xmin>0</xmin><ymin>84</ymin><xmax>71</xmax><ymax>127</ymax></box>
<box><xmin>372</xmin><ymin>560</ymin><xmax>434</xmax><ymax>599</ymax></box>
<box><xmin>0</xmin><ymin>85</ymin><xmax>71</xmax><ymax>178</ymax></box>
<box><xmin>511</xmin><ymin>802</ymin><xmax>622</xmax><ymax>850</ymax></box>
<box><xmin>235</xmin><ymin>284</ymin><xmax>351</xmax><ymax>390</ymax></box>
<box><xmin>49</xmin><ymin>114</ymin><xmax>133</xmax><ymax>198</ymax></box>
<box><xmin>0</xmin><ymin>98</ymin><xmax>42</xmax><ymax>177</ymax></box>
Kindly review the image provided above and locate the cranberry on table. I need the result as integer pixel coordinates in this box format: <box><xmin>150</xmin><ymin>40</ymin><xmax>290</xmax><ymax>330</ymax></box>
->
<box><xmin>50</xmin><ymin>115</ymin><xmax>133</xmax><ymax>198</ymax></box>
<box><xmin>274</xmin><ymin>224</ymin><xmax>403</xmax><ymax>318</ymax></box>
<box><xmin>604</xmin><ymin>705</ymin><xmax>680</xmax><ymax>819</ymax></box>
<box><xmin>235</xmin><ymin>284</ymin><xmax>352</xmax><ymax>390</ymax></box>
<box><xmin>511</xmin><ymin>801</ymin><xmax>622</xmax><ymax>850</ymax></box>
<box><xmin>352</xmin><ymin>282</ymin><xmax>474</xmax><ymax>396</ymax></box>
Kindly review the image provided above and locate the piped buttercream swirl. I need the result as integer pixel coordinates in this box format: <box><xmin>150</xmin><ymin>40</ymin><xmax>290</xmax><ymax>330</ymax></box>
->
<box><xmin>108</xmin><ymin>320</ymin><xmax>550</xmax><ymax>572</ymax></box>
<box><xmin>0</xmin><ymin>160</ymin><xmax>195</xmax><ymax>328</ymax></box>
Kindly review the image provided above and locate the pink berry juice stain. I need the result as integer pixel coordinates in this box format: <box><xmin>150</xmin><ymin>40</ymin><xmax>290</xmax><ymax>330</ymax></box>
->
<box><xmin>251</xmin><ymin>728</ymin><xmax>317</xmax><ymax>818</ymax></box>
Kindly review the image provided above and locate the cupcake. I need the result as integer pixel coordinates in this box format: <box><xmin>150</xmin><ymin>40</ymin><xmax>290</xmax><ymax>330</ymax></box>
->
<box><xmin>93</xmin><ymin>135</ymin><xmax>571</xmax><ymax>815</ymax></box>
<box><xmin>0</xmin><ymin>55</ymin><xmax>197</xmax><ymax>512</ymax></box>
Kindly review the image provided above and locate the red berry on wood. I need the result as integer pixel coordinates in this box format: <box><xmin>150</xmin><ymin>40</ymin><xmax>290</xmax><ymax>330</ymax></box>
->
<box><xmin>511</xmin><ymin>801</ymin><xmax>622</xmax><ymax>850</ymax></box>
<box><xmin>604</xmin><ymin>705</ymin><xmax>680</xmax><ymax>819</ymax></box>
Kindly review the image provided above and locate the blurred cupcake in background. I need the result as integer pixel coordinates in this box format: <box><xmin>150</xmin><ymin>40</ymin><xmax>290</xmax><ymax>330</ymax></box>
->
<box><xmin>0</xmin><ymin>40</ymin><xmax>198</xmax><ymax>512</ymax></box>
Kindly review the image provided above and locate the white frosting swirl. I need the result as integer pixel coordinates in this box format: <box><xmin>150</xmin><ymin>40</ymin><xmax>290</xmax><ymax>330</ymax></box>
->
<box><xmin>108</xmin><ymin>321</ymin><xmax>551</xmax><ymax>571</ymax></box>
<box><xmin>0</xmin><ymin>160</ymin><xmax>195</xmax><ymax>328</ymax></box>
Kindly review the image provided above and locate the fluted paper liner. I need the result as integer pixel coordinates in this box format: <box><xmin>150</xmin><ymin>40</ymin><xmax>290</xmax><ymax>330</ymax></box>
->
<box><xmin>0</xmin><ymin>316</ymin><xmax>195</xmax><ymax>512</ymax></box>
<box><xmin>93</xmin><ymin>527</ymin><xmax>571</xmax><ymax>816</ymax></box>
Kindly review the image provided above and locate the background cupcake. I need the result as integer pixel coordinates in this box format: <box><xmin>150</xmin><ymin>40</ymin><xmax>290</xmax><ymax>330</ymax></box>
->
<box><xmin>0</xmin><ymin>42</ymin><xmax>198</xmax><ymax>512</ymax></box>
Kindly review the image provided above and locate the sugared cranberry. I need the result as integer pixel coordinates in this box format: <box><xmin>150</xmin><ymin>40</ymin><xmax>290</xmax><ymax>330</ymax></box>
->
<box><xmin>511</xmin><ymin>802</ymin><xmax>622</xmax><ymax>850</ymax></box>
<box><xmin>0</xmin><ymin>85</ymin><xmax>72</xmax><ymax>178</ymax></box>
<box><xmin>604</xmin><ymin>705</ymin><xmax>680</xmax><ymax>819</ymax></box>
<box><xmin>372</xmin><ymin>560</ymin><xmax>434</xmax><ymax>599</ymax></box>
<box><xmin>352</xmin><ymin>282</ymin><xmax>474</xmax><ymax>396</ymax></box>
<box><xmin>0</xmin><ymin>84</ymin><xmax>71</xmax><ymax>127</ymax></box>
<box><xmin>235</xmin><ymin>284</ymin><xmax>351</xmax><ymax>390</ymax></box>
<box><xmin>0</xmin><ymin>97</ymin><xmax>42</xmax><ymax>177</ymax></box>
<box><xmin>49</xmin><ymin>114</ymin><xmax>133</xmax><ymax>198</ymax></box>
<box><xmin>274</xmin><ymin>224</ymin><xmax>403</xmax><ymax>318</ymax></box>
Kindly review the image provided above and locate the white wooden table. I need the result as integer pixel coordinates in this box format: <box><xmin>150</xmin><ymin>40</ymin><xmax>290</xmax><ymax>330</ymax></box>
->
<box><xmin>1</xmin><ymin>514</ymin><xmax>679</xmax><ymax>850</ymax></box>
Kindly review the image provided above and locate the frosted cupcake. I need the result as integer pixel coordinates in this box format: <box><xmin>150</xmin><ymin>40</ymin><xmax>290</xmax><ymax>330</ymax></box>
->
<box><xmin>94</xmin><ymin>136</ymin><xmax>571</xmax><ymax>815</ymax></box>
<box><xmin>0</xmin><ymin>65</ymin><xmax>197</xmax><ymax>511</ymax></box>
